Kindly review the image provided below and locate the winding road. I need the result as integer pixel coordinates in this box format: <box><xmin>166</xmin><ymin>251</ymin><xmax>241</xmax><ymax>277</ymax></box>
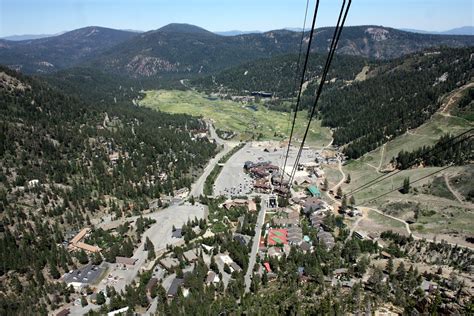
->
<box><xmin>189</xmin><ymin>122</ymin><xmax>235</xmax><ymax>198</ymax></box>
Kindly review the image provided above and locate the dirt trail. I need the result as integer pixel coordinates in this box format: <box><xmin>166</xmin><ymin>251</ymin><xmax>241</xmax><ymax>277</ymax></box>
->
<box><xmin>326</xmin><ymin>158</ymin><xmax>346</xmax><ymax>206</ymax></box>
<box><xmin>444</xmin><ymin>174</ymin><xmax>464</xmax><ymax>204</ymax></box>
<box><xmin>439</xmin><ymin>82</ymin><xmax>474</xmax><ymax>115</ymax></box>
<box><xmin>377</xmin><ymin>144</ymin><xmax>386</xmax><ymax>172</ymax></box>
<box><xmin>358</xmin><ymin>206</ymin><xmax>474</xmax><ymax>250</ymax></box>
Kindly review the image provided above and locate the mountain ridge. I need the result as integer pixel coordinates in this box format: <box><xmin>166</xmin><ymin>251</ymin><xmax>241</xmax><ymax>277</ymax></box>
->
<box><xmin>1</xmin><ymin>24</ymin><xmax>473</xmax><ymax>76</ymax></box>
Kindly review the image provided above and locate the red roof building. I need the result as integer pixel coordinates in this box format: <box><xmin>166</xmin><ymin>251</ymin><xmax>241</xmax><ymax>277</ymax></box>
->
<box><xmin>264</xmin><ymin>262</ymin><xmax>272</xmax><ymax>273</ymax></box>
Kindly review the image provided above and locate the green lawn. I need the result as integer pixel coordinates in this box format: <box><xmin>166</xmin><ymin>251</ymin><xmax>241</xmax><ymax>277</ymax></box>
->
<box><xmin>140</xmin><ymin>90</ymin><xmax>332</xmax><ymax>146</ymax></box>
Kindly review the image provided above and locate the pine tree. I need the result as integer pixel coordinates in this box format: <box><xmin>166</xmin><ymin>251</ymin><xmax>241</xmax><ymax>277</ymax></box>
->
<box><xmin>402</xmin><ymin>177</ymin><xmax>410</xmax><ymax>194</ymax></box>
<box><xmin>323</xmin><ymin>178</ymin><xmax>329</xmax><ymax>191</ymax></box>
<box><xmin>145</xmin><ymin>237</ymin><xmax>155</xmax><ymax>260</ymax></box>
<box><xmin>386</xmin><ymin>257</ymin><xmax>394</xmax><ymax>276</ymax></box>
<box><xmin>96</xmin><ymin>291</ymin><xmax>106</xmax><ymax>305</ymax></box>
<box><xmin>81</xmin><ymin>296</ymin><xmax>88</xmax><ymax>307</ymax></box>
<box><xmin>49</xmin><ymin>263</ymin><xmax>60</xmax><ymax>279</ymax></box>
<box><xmin>341</xmin><ymin>195</ymin><xmax>348</xmax><ymax>211</ymax></box>
<box><xmin>349</xmin><ymin>195</ymin><xmax>356</xmax><ymax>206</ymax></box>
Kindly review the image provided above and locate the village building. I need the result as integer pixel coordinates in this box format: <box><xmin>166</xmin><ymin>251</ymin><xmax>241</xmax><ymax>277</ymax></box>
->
<box><xmin>293</xmin><ymin>176</ymin><xmax>313</xmax><ymax>186</ymax></box>
<box><xmin>233</xmin><ymin>233</ymin><xmax>251</xmax><ymax>246</ymax></box>
<box><xmin>107</xmin><ymin>307</ymin><xmax>130</xmax><ymax>316</ymax></box>
<box><xmin>63</xmin><ymin>264</ymin><xmax>104</xmax><ymax>290</ymax></box>
<box><xmin>307</xmin><ymin>185</ymin><xmax>322</xmax><ymax>198</ymax></box>
<box><xmin>160</xmin><ymin>257</ymin><xmax>180</xmax><ymax>270</ymax></box>
<box><xmin>300</xmin><ymin>241</ymin><xmax>312</xmax><ymax>253</ymax></box>
<box><xmin>248</xmin><ymin>199</ymin><xmax>257</xmax><ymax>212</ymax></box>
<box><xmin>183</xmin><ymin>249</ymin><xmax>198</xmax><ymax>263</ymax></box>
<box><xmin>303</xmin><ymin>198</ymin><xmax>326</xmax><ymax>214</ymax></box>
<box><xmin>318</xmin><ymin>230</ymin><xmax>335</xmax><ymax>250</ymax></box>
<box><xmin>68</xmin><ymin>228</ymin><xmax>101</xmax><ymax>253</ymax></box>
<box><xmin>272</xmin><ymin>217</ymin><xmax>299</xmax><ymax>227</ymax></box>
<box><xmin>254</xmin><ymin>179</ymin><xmax>271</xmax><ymax>193</ymax></box>
<box><xmin>310</xmin><ymin>212</ymin><xmax>326</xmax><ymax>227</ymax></box>
<box><xmin>167</xmin><ymin>278</ymin><xmax>184</xmax><ymax>298</ymax></box>
<box><xmin>146</xmin><ymin>277</ymin><xmax>158</xmax><ymax>296</ymax></box>
<box><xmin>56</xmin><ymin>308</ymin><xmax>70</xmax><ymax>316</ymax></box>
<box><xmin>173</xmin><ymin>187</ymin><xmax>190</xmax><ymax>199</ymax></box>
<box><xmin>116</xmin><ymin>256</ymin><xmax>138</xmax><ymax>267</ymax></box>
<box><xmin>230</xmin><ymin>262</ymin><xmax>243</xmax><ymax>273</ymax></box>
<box><xmin>264</xmin><ymin>262</ymin><xmax>272</xmax><ymax>273</ymax></box>
<box><xmin>205</xmin><ymin>271</ymin><xmax>220</xmax><ymax>285</ymax></box>
<box><xmin>267</xmin><ymin>246</ymin><xmax>283</xmax><ymax>259</ymax></box>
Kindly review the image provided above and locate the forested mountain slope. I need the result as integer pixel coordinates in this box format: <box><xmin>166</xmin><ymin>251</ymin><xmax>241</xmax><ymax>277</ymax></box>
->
<box><xmin>194</xmin><ymin>47</ymin><xmax>473</xmax><ymax>158</ymax></box>
<box><xmin>1</xmin><ymin>24</ymin><xmax>473</xmax><ymax>79</ymax></box>
<box><xmin>191</xmin><ymin>53</ymin><xmax>368</xmax><ymax>98</ymax></box>
<box><xmin>0</xmin><ymin>27</ymin><xmax>137</xmax><ymax>74</ymax></box>
<box><xmin>0</xmin><ymin>66</ymin><xmax>216</xmax><ymax>314</ymax></box>
<box><xmin>318</xmin><ymin>48</ymin><xmax>473</xmax><ymax>158</ymax></box>
<box><xmin>87</xmin><ymin>24</ymin><xmax>474</xmax><ymax>78</ymax></box>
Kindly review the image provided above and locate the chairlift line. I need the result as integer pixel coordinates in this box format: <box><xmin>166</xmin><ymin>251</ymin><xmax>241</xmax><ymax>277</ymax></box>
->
<box><xmin>287</xmin><ymin>0</ymin><xmax>352</xmax><ymax>190</ymax></box>
<box><xmin>279</xmin><ymin>0</ymin><xmax>311</xmax><ymax>178</ymax></box>
<box><xmin>345</xmin><ymin>129</ymin><xmax>473</xmax><ymax>198</ymax></box>
<box><xmin>280</xmin><ymin>0</ymin><xmax>321</xmax><ymax>186</ymax></box>
<box><xmin>361</xmin><ymin>164</ymin><xmax>455</xmax><ymax>205</ymax></box>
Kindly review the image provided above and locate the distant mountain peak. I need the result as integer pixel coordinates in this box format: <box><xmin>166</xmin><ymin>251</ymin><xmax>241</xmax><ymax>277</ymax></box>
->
<box><xmin>156</xmin><ymin>23</ymin><xmax>214</xmax><ymax>35</ymax></box>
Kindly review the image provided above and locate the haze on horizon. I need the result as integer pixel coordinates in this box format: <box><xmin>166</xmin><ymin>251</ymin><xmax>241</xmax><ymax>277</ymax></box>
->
<box><xmin>0</xmin><ymin>0</ymin><xmax>473</xmax><ymax>37</ymax></box>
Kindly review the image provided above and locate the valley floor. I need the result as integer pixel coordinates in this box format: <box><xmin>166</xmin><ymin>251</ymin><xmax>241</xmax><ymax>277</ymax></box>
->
<box><xmin>140</xmin><ymin>89</ymin><xmax>332</xmax><ymax>147</ymax></box>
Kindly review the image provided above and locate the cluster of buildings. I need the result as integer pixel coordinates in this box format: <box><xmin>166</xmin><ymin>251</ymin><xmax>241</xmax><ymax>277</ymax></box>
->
<box><xmin>68</xmin><ymin>228</ymin><xmax>101</xmax><ymax>253</ymax></box>
<box><xmin>221</xmin><ymin>198</ymin><xmax>257</xmax><ymax>212</ymax></box>
<box><xmin>244</xmin><ymin>160</ymin><xmax>287</xmax><ymax>194</ymax></box>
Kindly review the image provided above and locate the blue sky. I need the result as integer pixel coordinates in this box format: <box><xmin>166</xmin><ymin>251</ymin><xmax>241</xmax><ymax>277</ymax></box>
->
<box><xmin>0</xmin><ymin>0</ymin><xmax>472</xmax><ymax>36</ymax></box>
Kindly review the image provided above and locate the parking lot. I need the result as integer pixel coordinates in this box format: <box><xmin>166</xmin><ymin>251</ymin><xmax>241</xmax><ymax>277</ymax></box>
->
<box><xmin>214</xmin><ymin>142</ymin><xmax>316</xmax><ymax>197</ymax></box>
<box><xmin>63</xmin><ymin>264</ymin><xmax>104</xmax><ymax>285</ymax></box>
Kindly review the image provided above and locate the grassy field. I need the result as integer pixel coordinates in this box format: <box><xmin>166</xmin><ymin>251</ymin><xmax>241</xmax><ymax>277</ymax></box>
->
<box><xmin>140</xmin><ymin>90</ymin><xmax>332</xmax><ymax>146</ymax></box>
<box><xmin>368</xmin><ymin>209</ymin><xmax>406</xmax><ymax>230</ymax></box>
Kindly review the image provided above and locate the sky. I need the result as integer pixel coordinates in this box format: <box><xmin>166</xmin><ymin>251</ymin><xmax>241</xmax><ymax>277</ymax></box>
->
<box><xmin>0</xmin><ymin>0</ymin><xmax>472</xmax><ymax>37</ymax></box>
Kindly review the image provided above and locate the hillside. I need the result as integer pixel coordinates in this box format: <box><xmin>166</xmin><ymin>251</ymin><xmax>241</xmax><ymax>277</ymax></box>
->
<box><xmin>0</xmin><ymin>65</ymin><xmax>217</xmax><ymax>313</ymax></box>
<box><xmin>318</xmin><ymin>48</ymin><xmax>473</xmax><ymax>158</ymax></box>
<box><xmin>334</xmin><ymin>86</ymin><xmax>474</xmax><ymax>246</ymax></box>
<box><xmin>191</xmin><ymin>53</ymin><xmax>368</xmax><ymax>98</ymax></box>
<box><xmin>194</xmin><ymin>47</ymin><xmax>474</xmax><ymax>158</ymax></box>
<box><xmin>1</xmin><ymin>24</ymin><xmax>473</xmax><ymax>78</ymax></box>
<box><xmin>86</xmin><ymin>24</ymin><xmax>302</xmax><ymax>78</ymax></box>
<box><xmin>87</xmin><ymin>24</ymin><xmax>474</xmax><ymax>78</ymax></box>
<box><xmin>0</xmin><ymin>27</ymin><xmax>137</xmax><ymax>74</ymax></box>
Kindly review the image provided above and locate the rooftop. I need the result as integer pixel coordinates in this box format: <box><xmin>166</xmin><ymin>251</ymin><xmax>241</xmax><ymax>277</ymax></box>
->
<box><xmin>63</xmin><ymin>264</ymin><xmax>104</xmax><ymax>285</ymax></box>
<box><xmin>167</xmin><ymin>278</ymin><xmax>184</xmax><ymax>297</ymax></box>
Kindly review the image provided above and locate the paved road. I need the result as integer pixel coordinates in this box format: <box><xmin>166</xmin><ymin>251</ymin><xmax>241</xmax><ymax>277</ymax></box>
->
<box><xmin>189</xmin><ymin>123</ymin><xmax>235</xmax><ymax>197</ymax></box>
<box><xmin>244</xmin><ymin>200</ymin><xmax>266</xmax><ymax>293</ymax></box>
